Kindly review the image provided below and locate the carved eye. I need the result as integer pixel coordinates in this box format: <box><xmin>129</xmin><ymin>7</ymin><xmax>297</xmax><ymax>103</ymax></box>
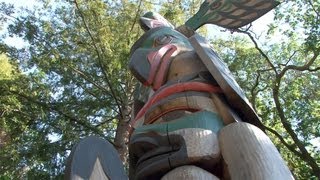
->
<box><xmin>154</xmin><ymin>35</ymin><xmax>173</xmax><ymax>47</ymax></box>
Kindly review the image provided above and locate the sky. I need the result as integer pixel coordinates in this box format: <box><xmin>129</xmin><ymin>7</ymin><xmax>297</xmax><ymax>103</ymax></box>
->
<box><xmin>1</xmin><ymin>0</ymin><xmax>38</xmax><ymax>48</ymax></box>
<box><xmin>0</xmin><ymin>0</ymin><xmax>35</xmax><ymax>7</ymax></box>
<box><xmin>1</xmin><ymin>0</ymin><xmax>277</xmax><ymax>48</ymax></box>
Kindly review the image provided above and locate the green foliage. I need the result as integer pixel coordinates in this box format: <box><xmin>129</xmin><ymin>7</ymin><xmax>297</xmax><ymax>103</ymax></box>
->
<box><xmin>0</xmin><ymin>0</ymin><xmax>204</xmax><ymax>178</ymax></box>
<box><xmin>0</xmin><ymin>54</ymin><xmax>14</xmax><ymax>80</ymax></box>
<box><xmin>158</xmin><ymin>0</ymin><xmax>202</xmax><ymax>27</ymax></box>
<box><xmin>272</xmin><ymin>0</ymin><xmax>320</xmax><ymax>50</ymax></box>
<box><xmin>1</xmin><ymin>0</ymin><xmax>146</xmax><ymax>178</ymax></box>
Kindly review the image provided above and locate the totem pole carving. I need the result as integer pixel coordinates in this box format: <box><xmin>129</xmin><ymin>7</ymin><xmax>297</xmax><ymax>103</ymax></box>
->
<box><xmin>65</xmin><ymin>1</ymin><xmax>294</xmax><ymax>180</ymax></box>
<box><xmin>128</xmin><ymin>1</ymin><xmax>294</xmax><ymax>179</ymax></box>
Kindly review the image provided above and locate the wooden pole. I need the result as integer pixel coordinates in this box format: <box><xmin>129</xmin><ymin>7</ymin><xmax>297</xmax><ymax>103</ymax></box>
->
<box><xmin>161</xmin><ymin>165</ymin><xmax>220</xmax><ymax>180</ymax></box>
<box><xmin>218</xmin><ymin>122</ymin><xmax>294</xmax><ymax>180</ymax></box>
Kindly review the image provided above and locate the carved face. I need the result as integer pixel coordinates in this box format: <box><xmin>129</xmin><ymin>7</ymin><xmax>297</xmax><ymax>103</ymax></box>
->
<box><xmin>128</xmin><ymin>27</ymin><xmax>224</xmax><ymax>180</ymax></box>
<box><xmin>129</xmin><ymin>27</ymin><xmax>193</xmax><ymax>90</ymax></box>
<box><xmin>129</xmin><ymin>27</ymin><xmax>223</xmax><ymax>179</ymax></box>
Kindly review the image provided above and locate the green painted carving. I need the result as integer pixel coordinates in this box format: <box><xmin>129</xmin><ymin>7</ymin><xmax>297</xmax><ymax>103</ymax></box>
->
<box><xmin>129</xmin><ymin>111</ymin><xmax>224</xmax><ymax>180</ymax></box>
<box><xmin>129</xmin><ymin>27</ymin><xmax>193</xmax><ymax>87</ymax></box>
<box><xmin>130</xmin><ymin>27</ymin><xmax>191</xmax><ymax>53</ymax></box>
<box><xmin>185</xmin><ymin>0</ymin><xmax>280</xmax><ymax>30</ymax></box>
<box><xmin>132</xmin><ymin>111</ymin><xmax>224</xmax><ymax>136</ymax></box>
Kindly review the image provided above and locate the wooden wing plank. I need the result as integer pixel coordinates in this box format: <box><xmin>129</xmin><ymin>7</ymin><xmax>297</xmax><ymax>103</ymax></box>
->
<box><xmin>189</xmin><ymin>34</ymin><xmax>264</xmax><ymax>130</ymax></box>
<box><xmin>185</xmin><ymin>0</ymin><xmax>280</xmax><ymax>30</ymax></box>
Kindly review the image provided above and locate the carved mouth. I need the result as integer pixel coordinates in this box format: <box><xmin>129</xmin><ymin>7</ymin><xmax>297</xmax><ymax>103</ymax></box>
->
<box><xmin>130</xmin><ymin>133</ymin><xmax>182</xmax><ymax>167</ymax></box>
<box><xmin>129</xmin><ymin>133</ymin><xmax>186</xmax><ymax>179</ymax></box>
<box><xmin>136</xmin><ymin>145</ymin><xmax>179</xmax><ymax>167</ymax></box>
<box><xmin>131</xmin><ymin>129</ymin><xmax>221</xmax><ymax>179</ymax></box>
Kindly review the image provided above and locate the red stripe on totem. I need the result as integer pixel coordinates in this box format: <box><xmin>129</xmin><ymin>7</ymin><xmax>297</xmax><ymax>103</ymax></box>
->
<box><xmin>130</xmin><ymin>82</ymin><xmax>223</xmax><ymax>128</ymax></box>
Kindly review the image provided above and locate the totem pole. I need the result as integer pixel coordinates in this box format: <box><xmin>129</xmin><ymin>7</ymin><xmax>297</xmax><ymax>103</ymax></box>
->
<box><xmin>65</xmin><ymin>1</ymin><xmax>294</xmax><ymax>180</ymax></box>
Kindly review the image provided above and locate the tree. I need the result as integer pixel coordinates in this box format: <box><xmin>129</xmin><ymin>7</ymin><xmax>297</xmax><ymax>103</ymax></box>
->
<box><xmin>209</xmin><ymin>0</ymin><xmax>319</xmax><ymax>178</ymax></box>
<box><xmin>1</xmin><ymin>0</ymin><xmax>143</xmax><ymax>178</ymax></box>
<box><xmin>0</xmin><ymin>0</ymin><xmax>202</xmax><ymax>178</ymax></box>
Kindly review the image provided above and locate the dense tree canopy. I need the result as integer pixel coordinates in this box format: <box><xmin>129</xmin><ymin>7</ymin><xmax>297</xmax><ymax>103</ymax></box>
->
<box><xmin>0</xmin><ymin>0</ymin><xmax>319</xmax><ymax>179</ymax></box>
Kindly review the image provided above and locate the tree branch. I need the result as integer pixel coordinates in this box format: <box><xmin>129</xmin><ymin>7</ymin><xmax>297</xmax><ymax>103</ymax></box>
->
<box><xmin>0</xmin><ymin>110</ymin><xmax>5</xmax><ymax>118</ymax></box>
<box><xmin>8</xmin><ymin>90</ymin><xmax>108</xmax><ymax>138</ymax></box>
<box><xmin>236</xmin><ymin>25</ymin><xmax>320</xmax><ymax>177</ymax></box>
<box><xmin>95</xmin><ymin>116</ymin><xmax>118</xmax><ymax>128</ymax></box>
<box><xmin>129</xmin><ymin>0</ymin><xmax>143</xmax><ymax>34</ymax></box>
<box><xmin>273</xmin><ymin>72</ymin><xmax>320</xmax><ymax>176</ymax></box>
<box><xmin>279</xmin><ymin>50</ymin><xmax>319</xmax><ymax>77</ymax></box>
<box><xmin>249</xmin><ymin>72</ymin><xmax>260</xmax><ymax>110</ymax></box>
<box><xmin>279</xmin><ymin>51</ymin><xmax>297</xmax><ymax>67</ymax></box>
<box><xmin>74</xmin><ymin>0</ymin><xmax>123</xmax><ymax>118</ymax></box>
<box><xmin>89</xmin><ymin>9</ymin><xmax>126</xmax><ymax>105</ymax></box>
<box><xmin>69</xmin><ymin>66</ymin><xmax>116</xmax><ymax>100</ymax></box>
<box><xmin>235</xmin><ymin>29</ymin><xmax>278</xmax><ymax>74</ymax></box>
<box><xmin>264</xmin><ymin>125</ymin><xmax>302</xmax><ymax>157</ymax></box>
<box><xmin>306</xmin><ymin>0</ymin><xmax>320</xmax><ymax>18</ymax></box>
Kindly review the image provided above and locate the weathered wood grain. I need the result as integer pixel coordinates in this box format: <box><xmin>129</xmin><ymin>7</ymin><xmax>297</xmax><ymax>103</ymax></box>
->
<box><xmin>145</xmin><ymin>93</ymin><xmax>218</xmax><ymax>124</ymax></box>
<box><xmin>161</xmin><ymin>165</ymin><xmax>220</xmax><ymax>180</ymax></box>
<box><xmin>219</xmin><ymin>123</ymin><xmax>294</xmax><ymax>180</ymax></box>
<box><xmin>211</xmin><ymin>93</ymin><xmax>239</xmax><ymax>125</ymax></box>
<box><xmin>167</xmin><ymin>51</ymin><xmax>207</xmax><ymax>82</ymax></box>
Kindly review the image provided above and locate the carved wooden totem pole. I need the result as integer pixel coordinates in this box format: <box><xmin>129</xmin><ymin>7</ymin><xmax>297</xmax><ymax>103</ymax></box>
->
<box><xmin>65</xmin><ymin>1</ymin><xmax>294</xmax><ymax>180</ymax></box>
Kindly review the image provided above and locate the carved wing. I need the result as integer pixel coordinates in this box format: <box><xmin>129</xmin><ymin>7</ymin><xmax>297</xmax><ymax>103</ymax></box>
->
<box><xmin>185</xmin><ymin>0</ymin><xmax>280</xmax><ymax>30</ymax></box>
<box><xmin>189</xmin><ymin>34</ymin><xmax>264</xmax><ymax>130</ymax></box>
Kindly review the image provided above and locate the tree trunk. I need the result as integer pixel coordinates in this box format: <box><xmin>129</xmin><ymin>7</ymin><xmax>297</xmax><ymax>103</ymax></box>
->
<box><xmin>114</xmin><ymin>116</ymin><xmax>130</xmax><ymax>165</ymax></box>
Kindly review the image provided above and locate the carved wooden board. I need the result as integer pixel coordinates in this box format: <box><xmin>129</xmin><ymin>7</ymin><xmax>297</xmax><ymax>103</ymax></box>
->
<box><xmin>65</xmin><ymin>136</ymin><xmax>127</xmax><ymax>180</ymax></box>
<box><xmin>185</xmin><ymin>0</ymin><xmax>280</xmax><ymax>30</ymax></box>
<box><xmin>189</xmin><ymin>34</ymin><xmax>264</xmax><ymax>130</ymax></box>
